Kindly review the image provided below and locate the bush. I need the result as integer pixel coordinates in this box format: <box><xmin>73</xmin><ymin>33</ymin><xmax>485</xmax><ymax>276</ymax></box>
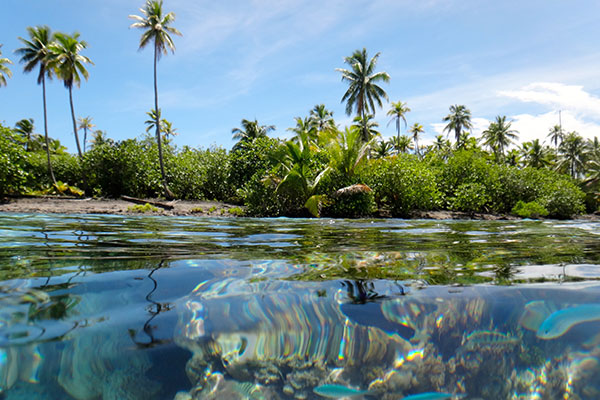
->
<box><xmin>540</xmin><ymin>178</ymin><xmax>586</xmax><ymax>218</ymax></box>
<box><xmin>228</xmin><ymin>137</ymin><xmax>280</xmax><ymax>197</ymax></box>
<box><xmin>322</xmin><ymin>186</ymin><xmax>375</xmax><ymax>218</ymax></box>
<box><xmin>0</xmin><ymin>124</ymin><xmax>29</xmax><ymax>195</ymax></box>
<box><xmin>362</xmin><ymin>155</ymin><xmax>441</xmax><ymax>217</ymax></box>
<box><xmin>511</xmin><ymin>200</ymin><xmax>549</xmax><ymax>218</ymax></box>
<box><xmin>450</xmin><ymin>182</ymin><xmax>491</xmax><ymax>213</ymax></box>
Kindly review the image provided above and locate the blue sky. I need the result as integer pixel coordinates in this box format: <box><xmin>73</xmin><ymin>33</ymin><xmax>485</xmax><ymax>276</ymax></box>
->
<box><xmin>1</xmin><ymin>0</ymin><xmax>599</xmax><ymax>152</ymax></box>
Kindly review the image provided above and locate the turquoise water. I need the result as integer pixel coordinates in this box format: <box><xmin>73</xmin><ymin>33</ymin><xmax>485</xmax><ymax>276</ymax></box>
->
<box><xmin>1</xmin><ymin>214</ymin><xmax>600</xmax><ymax>399</ymax></box>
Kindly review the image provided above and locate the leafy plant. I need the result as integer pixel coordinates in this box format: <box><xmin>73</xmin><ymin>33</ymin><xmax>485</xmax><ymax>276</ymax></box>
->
<box><xmin>228</xmin><ymin>207</ymin><xmax>245</xmax><ymax>216</ymax></box>
<box><xmin>127</xmin><ymin>203</ymin><xmax>161</xmax><ymax>213</ymax></box>
<box><xmin>511</xmin><ymin>201</ymin><xmax>549</xmax><ymax>219</ymax></box>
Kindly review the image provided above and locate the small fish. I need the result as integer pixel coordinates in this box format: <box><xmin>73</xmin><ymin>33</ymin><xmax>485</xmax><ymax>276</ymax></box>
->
<box><xmin>459</xmin><ymin>330</ymin><xmax>519</xmax><ymax>352</ymax></box>
<box><xmin>403</xmin><ymin>392</ymin><xmax>466</xmax><ymax>400</ymax></box>
<box><xmin>313</xmin><ymin>384</ymin><xmax>370</xmax><ymax>398</ymax></box>
<box><xmin>536</xmin><ymin>304</ymin><xmax>600</xmax><ymax>339</ymax></box>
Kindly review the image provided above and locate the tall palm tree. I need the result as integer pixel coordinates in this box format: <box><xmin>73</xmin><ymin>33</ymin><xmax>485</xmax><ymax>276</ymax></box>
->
<box><xmin>389</xmin><ymin>135</ymin><xmax>413</xmax><ymax>154</ymax></box>
<box><xmin>547</xmin><ymin>125</ymin><xmax>564</xmax><ymax>150</ymax></box>
<box><xmin>288</xmin><ymin>116</ymin><xmax>318</xmax><ymax>149</ymax></box>
<box><xmin>371</xmin><ymin>139</ymin><xmax>393</xmax><ymax>159</ymax></box>
<box><xmin>443</xmin><ymin>104</ymin><xmax>473</xmax><ymax>146</ymax></box>
<box><xmin>232</xmin><ymin>118</ymin><xmax>275</xmax><ymax>145</ymax></box>
<box><xmin>409</xmin><ymin>122</ymin><xmax>424</xmax><ymax>157</ymax></box>
<box><xmin>77</xmin><ymin>116</ymin><xmax>95</xmax><ymax>153</ymax></box>
<box><xmin>308</xmin><ymin>104</ymin><xmax>335</xmax><ymax>133</ymax></box>
<box><xmin>481</xmin><ymin>115</ymin><xmax>518</xmax><ymax>162</ymax></box>
<box><xmin>0</xmin><ymin>45</ymin><xmax>12</xmax><ymax>87</ymax></box>
<box><xmin>351</xmin><ymin>114</ymin><xmax>380</xmax><ymax>142</ymax></box>
<box><xmin>130</xmin><ymin>0</ymin><xmax>182</xmax><ymax>199</ymax></box>
<box><xmin>15</xmin><ymin>26</ymin><xmax>57</xmax><ymax>185</ymax></box>
<box><xmin>14</xmin><ymin>118</ymin><xmax>35</xmax><ymax>151</ymax></box>
<box><xmin>521</xmin><ymin>139</ymin><xmax>550</xmax><ymax>169</ymax></box>
<box><xmin>336</xmin><ymin>48</ymin><xmax>390</xmax><ymax>120</ymax></box>
<box><xmin>49</xmin><ymin>32</ymin><xmax>93</xmax><ymax>160</ymax></box>
<box><xmin>432</xmin><ymin>134</ymin><xmax>450</xmax><ymax>152</ymax></box>
<box><xmin>387</xmin><ymin>101</ymin><xmax>410</xmax><ymax>142</ymax></box>
<box><xmin>557</xmin><ymin>131</ymin><xmax>586</xmax><ymax>178</ymax></box>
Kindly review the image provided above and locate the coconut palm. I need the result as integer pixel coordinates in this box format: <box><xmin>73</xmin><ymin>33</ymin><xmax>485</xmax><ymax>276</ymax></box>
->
<box><xmin>547</xmin><ymin>125</ymin><xmax>564</xmax><ymax>150</ymax></box>
<box><xmin>481</xmin><ymin>115</ymin><xmax>518</xmax><ymax>162</ymax></box>
<box><xmin>351</xmin><ymin>114</ymin><xmax>380</xmax><ymax>142</ymax></box>
<box><xmin>0</xmin><ymin>45</ymin><xmax>12</xmax><ymax>87</ymax></box>
<box><xmin>336</xmin><ymin>48</ymin><xmax>390</xmax><ymax>119</ymax></box>
<box><xmin>288</xmin><ymin>116</ymin><xmax>318</xmax><ymax>149</ymax></box>
<box><xmin>557</xmin><ymin>131</ymin><xmax>586</xmax><ymax>178</ymax></box>
<box><xmin>232</xmin><ymin>118</ymin><xmax>275</xmax><ymax>149</ymax></box>
<box><xmin>90</xmin><ymin>130</ymin><xmax>108</xmax><ymax>148</ymax></box>
<box><xmin>308</xmin><ymin>104</ymin><xmax>335</xmax><ymax>133</ymax></box>
<box><xmin>409</xmin><ymin>123</ymin><xmax>424</xmax><ymax>157</ymax></box>
<box><xmin>15</xmin><ymin>26</ymin><xmax>57</xmax><ymax>185</ymax></box>
<box><xmin>77</xmin><ymin>116</ymin><xmax>95</xmax><ymax>153</ymax></box>
<box><xmin>14</xmin><ymin>118</ymin><xmax>35</xmax><ymax>151</ymax></box>
<box><xmin>328</xmin><ymin>127</ymin><xmax>373</xmax><ymax>177</ymax></box>
<box><xmin>442</xmin><ymin>104</ymin><xmax>473</xmax><ymax>146</ymax></box>
<box><xmin>389</xmin><ymin>135</ymin><xmax>413</xmax><ymax>154</ymax></box>
<box><xmin>49</xmin><ymin>31</ymin><xmax>93</xmax><ymax>160</ymax></box>
<box><xmin>371</xmin><ymin>140</ymin><xmax>393</xmax><ymax>159</ymax></box>
<box><xmin>521</xmin><ymin>139</ymin><xmax>550</xmax><ymax>169</ymax></box>
<box><xmin>387</xmin><ymin>101</ymin><xmax>410</xmax><ymax>142</ymax></box>
<box><xmin>130</xmin><ymin>0</ymin><xmax>182</xmax><ymax>199</ymax></box>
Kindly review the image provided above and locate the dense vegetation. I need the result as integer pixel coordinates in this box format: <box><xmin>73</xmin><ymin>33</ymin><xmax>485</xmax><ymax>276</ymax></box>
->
<box><xmin>1</xmin><ymin>1</ymin><xmax>598</xmax><ymax>219</ymax></box>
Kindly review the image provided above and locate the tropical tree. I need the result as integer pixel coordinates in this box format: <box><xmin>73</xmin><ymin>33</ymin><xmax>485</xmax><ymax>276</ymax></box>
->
<box><xmin>308</xmin><ymin>104</ymin><xmax>335</xmax><ymax>133</ymax></box>
<box><xmin>288</xmin><ymin>116</ymin><xmax>318</xmax><ymax>149</ymax></box>
<box><xmin>14</xmin><ymin>118</ymin><xmax>35</xmax><ymax>151</ymax></box>
<box><xmin>547</xmin><ymin>125</ymin><xmax>564</xmax><ymax>150</ymax></box>
<box><xmin>443</xmin><ymin>104</ymin><xmax>472</xmax><ymax>145</ymax></box>
<box><xmin>409</xmin><ymin>123</ymin><xmax>424</xmax><ymax>157</ymax></box>
<box><xmin>432</xmin><ymin>134</ymin><xmax>450</xmax><ymax>152</ymax></box>
<box><xmin>130</xmin><ymin>0</ymin><xmax>182</xmax><ymax>198</ymax></box>
<box><xmin>371</xmin><ymin>139</ymin><xmax>393</xmax><ymax>159</ymax></box>
<box><xmin>336</xmin><ymin>48</ymin><xmax>390</xmax><ymax>119</ymax></box>
<box><xmin>77</xmin><ymin>116</ymin><xmax>95</xmax><ymax>153</ymax></box>
<box><xmin>49</xmin><ymin>31</ymin><xmax>93</xmax><ymax>160</ymax></box>
<box><xmin>351</xmin><ymin>114</ymin><xmax>380</xmax><ymax>142</ymax></box>
<box><xmin>328</xmin><ymin>127</ymin><xmax>373</xmax><ymax>178</ymax></box>
<box><xmin>557</xmin><ymin>131</ymin><xmax>586</xmax><ymax>178</ymax></box>
<box><xmin>389</xmin><ymin>135</ymin><xmax>413</xmax><ymax>154</ymax></box>
<box><xmin>521</xmin><ymin>139</ymin><xmax>550</xmax><ymax>169</ymax></box>
<box><xmin>15</xmin><ymin>26</ymin><xmax>57</xmax><ymax>185</ymax></box>
<box><xmin>481</xmin><ymin>115</ymin><xmax>518</xmax><ymax>162</ymax></box>
<box><xmin>387</xmin><ymin>101</ymin><xmax>410</xmax><ymax>142</ymax></box>
<box><xmin>90</xmin><ymin>130</ymin><xmax>109</xmax><ymax>148</ymax></box>
<box><xmin>0</xmin><ymin>45</ymin><xmax>12</xmax><ymax>87</ymax></box>
<box><xmin>232</xmin><ymin>118</ymin><xmax>275</xmax><ymax>150</ymax></box>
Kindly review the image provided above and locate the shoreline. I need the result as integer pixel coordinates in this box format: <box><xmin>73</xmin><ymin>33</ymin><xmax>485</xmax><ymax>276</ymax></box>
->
<box><xmin>1</xmin><ymin>197</ymin><xmax>598</xmax><ymax>220</ymax></box>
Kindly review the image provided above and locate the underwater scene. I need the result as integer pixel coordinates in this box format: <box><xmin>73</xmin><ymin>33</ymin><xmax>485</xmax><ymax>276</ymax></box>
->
<box><xmin>1</xmin><ymin>214</ymin><xmax>600</xmax><ymax>399</ymax></box>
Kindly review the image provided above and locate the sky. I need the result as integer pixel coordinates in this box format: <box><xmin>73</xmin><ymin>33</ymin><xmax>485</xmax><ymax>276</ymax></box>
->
<box><xmin>1</xmin><ymin>0</ymin><xmax>599</xmax><ymax>152</ymax></box>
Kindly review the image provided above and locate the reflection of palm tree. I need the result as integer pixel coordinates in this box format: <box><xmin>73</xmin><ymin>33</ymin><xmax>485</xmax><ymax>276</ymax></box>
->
<box><xmin>341</xmin><ymin>280</ymin><xmax>385</xmax><ymax>304</ymax></box>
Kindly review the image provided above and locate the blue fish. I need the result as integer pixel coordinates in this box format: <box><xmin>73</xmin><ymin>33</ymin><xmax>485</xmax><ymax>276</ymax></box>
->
<box><xmin>536</xmin><ymin>304</ymin><xmax>600</xmax><ymax>339</ymax></box>
<box><xmin>403</xmin><ymin>393</ymin><xmax>465</xmax><ymax>400</ymax></box>
<box><xmin>313</xmin><ymin>384</ymin><xmax>370</xmax><ymax>398</ymax></box>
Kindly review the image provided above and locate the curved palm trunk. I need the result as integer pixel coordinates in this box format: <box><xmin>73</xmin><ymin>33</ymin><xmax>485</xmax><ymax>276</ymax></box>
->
<box><xmin>415</xmin><ymin>138</ymin><xmax>419</xmax><ymax>158</ymax></box>
<box><xmin>83</xmin><ymin>127</ymin><xmax>87</xmax><ymax>153</ymax></box>
<box><xmin>42</xmin><ymin>75</ymin><xmax>57</xmax><ymax>185</ymax></box>
<box><xmin>68</xmin><ymin>86</ymin><xmax>83</xmax><ymax>159</ymax></box>
<box><xmin>153</xmin><ymin>43</ymin><xmax>173</xmax><ymax>199</ymax></box>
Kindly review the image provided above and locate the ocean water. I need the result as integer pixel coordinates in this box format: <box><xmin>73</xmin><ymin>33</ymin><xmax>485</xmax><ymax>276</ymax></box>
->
<box><xmin>0</xmin><ymin>214</ymin><xmax>600</xmax><ymax>399</ymax></box>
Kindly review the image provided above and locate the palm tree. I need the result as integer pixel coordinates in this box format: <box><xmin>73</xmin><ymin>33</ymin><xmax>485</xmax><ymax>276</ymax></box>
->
<box><xmin>547</xmin><ymin>125</ymin><xmax>564</xmax><ymax>150</ymax></box>
<box><xmin>557</xmin><ymin>131</ymin><xmax>586</xmax><ymax>178</ymax></box>
<box><xmin>130</xmin><ymin>0</ymin><xmax>182</xmax><ymax>199</ymax></box>
<box><xmin>336</xmin><ymin>48</ymin><xmax>390</xmax><ymax>120</ymax></box>
<box><xmin>409</xmin><ymin>123</ymin><xmax>424</xmax><ymax>157</ymax></box>
<box><xmin>389</xmin><ymin>135</ymin><xmax>413</xmax><ymax>154</ymax></box>
<box><xmin>443</xmin><ymin>104</ymin><xmax>473</xmax><ymax>146</ymax></box>
<box><xmin>288</xmin><ymin>116</ymin><xmax>318</xmax><ymax>149</ymax></box>
<box><xmin>481</xmin><ymin>115</ymin><xmax>518</xmax><ymax>162</ymax></box>
<box><xmin>15</xmin><ymin>26</ymin><xmax>57</xmax><ymax>185</ymax></box>
<box><xmin>387</xmin><ymin>101</ymin><xmax>410</xmax><ymax>142</ymax></box>
<box><xmin>77</xmin><ymin>116</ymin><xmax>95</xmax><ymax>153</ymax></box>
<box><xmin>308</xmin><ymin>104</ymin><xmax>335</xmax><ymax>133</ymax></box>
<box><xmin>232</xmin><ymin>118</ymin><xmax>275</xmax><ymax>148</ymax></box>
<box><xmin>371</xmin><ymin>139</ymin><xmax>393</xmax><ymax>159</ymax></box>
<box><xmin>0</xmin><ymin>45</ymin><xmax>13</xmax><ymax>87</ymax></box>
<box><xmin>328</xmin><ymin>127</ymin><xmax>373</xmax><ymax>177</ymax></box>
<box><xmin>351</xmin><ymin>114</ymin><xmax>380</xmax><ymax>142</ymax></box>
<box><xmin>90</xmin><ymin>130</ymin><xmax>108</xmax><ymax>148</ymax></box>
<box><xmin>49</xmin><ymin>32</ymin><xmax>93</xmax><ymax>160</ymax></box>
<box><xmin>14</xmin><ymin>118</ymin><xmax>35</xmax><ymax>151</ymax></box>
<box><xmin>521</xmin><ymin>139</ymin><xmax>550</xmax><ymax>169</ymax></box>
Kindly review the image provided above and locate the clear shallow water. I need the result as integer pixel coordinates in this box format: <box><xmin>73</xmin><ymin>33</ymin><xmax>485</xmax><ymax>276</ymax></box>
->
<box><xmin>1</xmin><ymin>214</ymin><xmax>600</xmax><ymax>399</ymax></box>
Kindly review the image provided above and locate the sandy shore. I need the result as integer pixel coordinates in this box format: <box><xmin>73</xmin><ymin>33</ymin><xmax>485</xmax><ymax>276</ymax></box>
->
<box><xmin>0</xmin><ymin>197</ymin><xmax>242</xmax><ymax>217</ymax></box>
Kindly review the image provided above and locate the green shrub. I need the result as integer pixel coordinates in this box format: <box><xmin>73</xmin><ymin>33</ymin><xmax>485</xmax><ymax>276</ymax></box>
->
<box><xmin>362</xmin><ymin>155</ymin><xmax>441</xmax><ymax>217</ymax></box>
<box><xmin>127</xmin><ymin>203</ymin><xmax>161</xmax><ymax>213</ymax></box>
<box><xmin>450</xmin><ymin>182</ymin><xmax>491</xmax><ymax>213</ymax></box>
<box><xmin>322</xmin><ymin>187</ymin><xmax>375</xmax><ymax>218</ymax></box>
<box><xmin>511</xmin><ymin>200</ymin><xmax>549</xmax><ymax>218</ymax></box>
<box><xmin>0</xmin><ymin>124</ymin><xmax>29</xmax><ymax>195</ymax></box>
<box><xmin>540</xmin><ymin>178</ymin><xmax>586</xmax><ymax>219</ymax></box>
<box><xmin>228</xmin><ymin>207</ymin><xmax>245</xmax><ymax>216</ymax></box>
<box><xmin>228</xmin><ymin>137</ymin><xmax>280</xmax><ymax>197</ymax></box>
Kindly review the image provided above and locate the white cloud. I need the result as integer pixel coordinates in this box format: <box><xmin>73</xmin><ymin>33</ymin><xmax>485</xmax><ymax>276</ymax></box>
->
<box><xmin>512</xmin><ymin>111</ymin><xmax>600</xmax><ymax>144</ymax></box>
<box><xmin>499</xmin><ymin>82</ymin><xmax>600</xmax><ymax>120</ymax></box>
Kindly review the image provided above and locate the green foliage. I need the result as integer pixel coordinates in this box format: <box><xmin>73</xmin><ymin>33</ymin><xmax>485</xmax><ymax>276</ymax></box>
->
<box><xmin>190</xmin><ymin>207</ymin><xmax>203</xmax><ymax>213</ymax></box>
<box><xmin>540</xmin><ymin>178</ymin><xmax>586</xmax><ymax>219</ymax></box>
<box><xmin>228</xmin><ymin>207</ymin><xmax>245</xmax><ymax>216</ymax></box>
<box><xmin>208</xmin><ymin>205</ymin><xmax>217</xmax><ymax>213</ymax></box>
<box><xmin>228</xmin><ymin>137</ymin><xmax>280</xmax><ymax>196</ymax></box>
<box><xmin>450</xmin><ymin>182</ymin><xmax>491</xmax><ymax>213</ymax></box>
<box><xmin>0</xmin><ymin>124</ymin><xmax>29</xmax><ymax>195</ymax></box>
<box><xmin>511</xmin><ymin>201</ymin><xmax>549</xmax><ymax>219</ymax></box>
<box><xmin>363</xmin><ymin>155</ymin><xmax>441</xmax><ymax>217</ymax></box>
<box><xmin>322</xmin><ymin>190</ymin><xmax>375</xmax><ymax>218</ymax></box>
<box><xmin>127</xmin><ymin>203</ymin><xmax>161</xmax><ymax>213</ymax></box>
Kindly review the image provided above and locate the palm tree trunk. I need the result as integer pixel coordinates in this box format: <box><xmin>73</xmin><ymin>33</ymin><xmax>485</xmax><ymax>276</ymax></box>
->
<box><xmin>68</xmin><ymin>86</ymin><xmax>83</xmax><ymax>159</ymax></box>
<box><xmin>153</xmin><ymin>43</ymin><xmax>173</xmax><ymax>199</ymax></box>
<box><xmin>42</xmin><ymin>75</ymin><xmax>57</xmax><ymax>185</ymax></box>
<box><xmin>83</xmin><ymin>127</ymin><xmax>87</xmax><ymax>153</ymax></box>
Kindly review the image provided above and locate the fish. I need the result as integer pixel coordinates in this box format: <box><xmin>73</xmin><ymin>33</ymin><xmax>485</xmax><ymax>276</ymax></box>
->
<box><xmin>458</xmin><ymin>330</ymin><xmax>519</xmax><ymax>353</ymax></box>
<box><xmin>536</xmin><ymin>304</ymin><xmax>600</xmax><ymax>339</ymax></box>
<box><xmin>313</xmin><ymin>384</ymin><xmax>370</xmax><ymax>398</ymax></box>
<box><xmin>402</xmin><ymin>392</ymin><xmax>465</xmax><ymax>400</ymax></box>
